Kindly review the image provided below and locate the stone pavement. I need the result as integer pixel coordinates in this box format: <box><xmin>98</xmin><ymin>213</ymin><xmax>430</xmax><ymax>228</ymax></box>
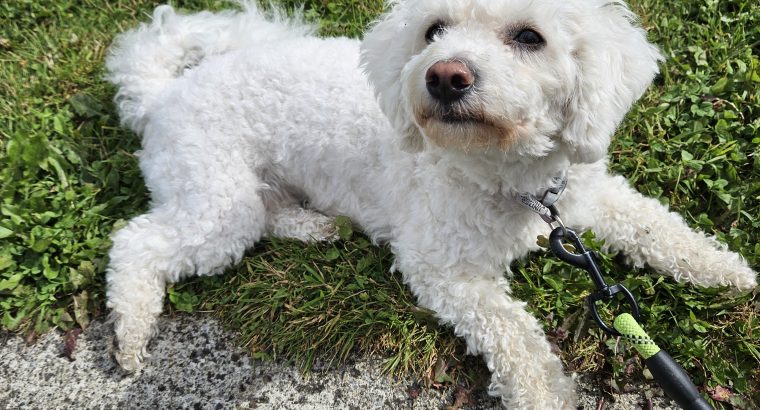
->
<box><xmin>0</xmin><ymin>314</ymin><xmax>677</xmax><ymax>409</ymax></box>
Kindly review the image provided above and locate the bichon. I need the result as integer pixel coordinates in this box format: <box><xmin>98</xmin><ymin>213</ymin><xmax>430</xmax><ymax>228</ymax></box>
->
<box><xmin>105</xmin><ymin>1</ymin><xmax>757</xmax><ymax>407</ymax></box>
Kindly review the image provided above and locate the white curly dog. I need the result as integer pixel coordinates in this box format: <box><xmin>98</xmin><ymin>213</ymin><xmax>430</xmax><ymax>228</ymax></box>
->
<box><xmin>106</xmin><ymin>0</ymin><xmax>757</xmax><ymax>407</ymax></box>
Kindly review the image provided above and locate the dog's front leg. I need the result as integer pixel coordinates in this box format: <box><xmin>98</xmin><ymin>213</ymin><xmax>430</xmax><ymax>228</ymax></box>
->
<box><xmin>395</xmin><ymin>257</ymin><xmax>576</xmax><ymax>409</ymax></box>
<box><xmin>563</xmin><ymin>163</ymin><xmax>757</xmax><ymax>291</ymax></box>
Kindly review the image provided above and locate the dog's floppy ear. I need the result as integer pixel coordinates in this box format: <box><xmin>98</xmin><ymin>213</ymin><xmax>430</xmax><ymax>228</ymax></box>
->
<box><xmin>360</xmin><ymin>2</ymin><xmax>425</xmax><ymax>153</ymax></box>
<box><xmin>562</xmin><ymin>1</ymin><xmax>662</xmax><ymax>163</ymax></box>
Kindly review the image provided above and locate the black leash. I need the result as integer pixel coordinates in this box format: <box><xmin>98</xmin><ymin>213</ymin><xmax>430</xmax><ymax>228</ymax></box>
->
<box><xmin>514</xmin><ymin>179</ymin><xmax>714</xmax><ymax>410</ymax></box>
<box><xmin>547</xmin><ymin>225</ymin><xmax>640</xmax><ymax>335</ymax></box>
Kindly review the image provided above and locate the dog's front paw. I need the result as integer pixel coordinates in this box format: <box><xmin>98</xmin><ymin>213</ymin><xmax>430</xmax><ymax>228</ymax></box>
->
<box><xmin>491</xmin><ymin>371</ymin><xmax>577</xmax><ymax>410</ymax></box>
<box><xmin>710</xmin><ymin>252</ymin><xmax>758</xmax><ymax>291</ymax></box>
<box><xmin>114</xmin><ymin>348</ymin><xmax>146</xmax><ymax>372</ymax></box>
<box><xmin>108</xmin><ymin>308</ymin><xmax>158</xmax><ymax>372</ymax></box>
<box><xmin>549</xmin><ymin>374</ymin><xmax>578</xmax><ymax>410</ymax></box>
<box><xmin>111</xmin><ymin>329</ymin><xmax>150</xmax><ymax>372</ymax></box>
<box><xmin>729</xmin><ymin>265</ymin><xmax>758</xmax><ymax>292</ymax></box>
<box><xmin>673</xmin><ymin>244</ymin><xmax>758</xmax><ymax>292</ymax></box>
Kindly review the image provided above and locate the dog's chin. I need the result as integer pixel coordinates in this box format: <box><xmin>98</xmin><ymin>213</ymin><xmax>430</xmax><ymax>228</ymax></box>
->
<box><xmin>417</xmin><ymin>113</ymin><xmax>520</xmax><ymax>152</ymax></box>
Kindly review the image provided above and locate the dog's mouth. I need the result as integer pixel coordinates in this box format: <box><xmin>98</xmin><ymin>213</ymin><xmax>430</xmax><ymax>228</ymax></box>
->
<box><xmin>438</xmin><ymin>111</ymin><xmax>483</xmax><ymax>125</ymax></box>
<box><xmin>416</xmin><ymin>107</ymin><xmax>521</xmax><ymax>151</ymax></box>
<box><xmin>421</xmin><ymin>106</ymin><xmax>492</xmax><ymax>127</ymax></box>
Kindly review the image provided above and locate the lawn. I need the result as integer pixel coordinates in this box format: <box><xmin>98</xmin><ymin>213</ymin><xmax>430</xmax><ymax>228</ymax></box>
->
<box><xmin>1</xmin><ymin>0</ymin><xmax>758</xmax><ymax>407</ymax></box>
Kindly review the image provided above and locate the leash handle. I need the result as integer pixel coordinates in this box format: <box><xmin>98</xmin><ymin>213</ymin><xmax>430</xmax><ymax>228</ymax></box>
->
<box><xmin>614</xmin><ymin>314</ymin><xmax>714</xmax><ymax>410</ymax></box>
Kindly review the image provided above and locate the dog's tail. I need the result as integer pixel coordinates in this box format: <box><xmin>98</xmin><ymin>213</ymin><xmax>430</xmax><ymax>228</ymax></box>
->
<box><xmin>105</xmin><ymin>2</ymin><xmax>312</xmax><ymax>133</ymax></box>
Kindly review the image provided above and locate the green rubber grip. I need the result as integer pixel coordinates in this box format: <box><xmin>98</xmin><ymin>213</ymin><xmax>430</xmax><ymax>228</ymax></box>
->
<box><xmin>613</xmin><ymin>313</ymin><xmax>660</xmax><ymax>359</ymax></box>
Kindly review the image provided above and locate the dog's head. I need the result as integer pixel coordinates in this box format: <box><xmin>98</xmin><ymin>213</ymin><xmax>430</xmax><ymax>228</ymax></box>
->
<box><xmin>361</xmin><ymin>0</ymin><xmax>662</xmax><ymax>163</ymax></box>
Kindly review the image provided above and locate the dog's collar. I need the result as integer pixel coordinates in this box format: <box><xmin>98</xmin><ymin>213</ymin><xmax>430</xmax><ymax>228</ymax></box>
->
<box><xmin>512</xmin><ymin>172</ymin><xmax>567</xmax><ymax>224</ymax></box>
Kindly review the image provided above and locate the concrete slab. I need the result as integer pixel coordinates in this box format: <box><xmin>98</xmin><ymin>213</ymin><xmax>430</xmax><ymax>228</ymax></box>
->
<box><xmin>0</xmin><ymin>315</ymin><xmax>677</xmax><ymax>409</ymax></box>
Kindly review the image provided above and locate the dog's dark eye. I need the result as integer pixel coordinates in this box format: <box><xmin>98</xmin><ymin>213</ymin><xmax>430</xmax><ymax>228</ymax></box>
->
<box><xmin>425</xmin><ymin>22</ymin><xmax>447</xmax><ymax>43</ymax></box>
<box><xmin>513</xmin><ymin>29</ymin><xmax>544</xmax><ymax>46</ymax></box>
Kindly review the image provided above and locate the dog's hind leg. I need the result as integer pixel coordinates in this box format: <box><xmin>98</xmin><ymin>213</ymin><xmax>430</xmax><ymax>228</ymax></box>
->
<box><xmin>562</xmin><ymin>162</ymin><xmax>757</xmax><ymax>291</ymax></box>
<box><xmin>106</xmin><ymin>171</ymin><xmax>267</xmax><ymax>371</ymax></box>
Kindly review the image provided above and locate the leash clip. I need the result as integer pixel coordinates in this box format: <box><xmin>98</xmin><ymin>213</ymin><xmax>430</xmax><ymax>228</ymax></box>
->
<box><xmin>548</xmin><ymin>226</ymin><xmax>640</xmax><ymax>336</ymax></box>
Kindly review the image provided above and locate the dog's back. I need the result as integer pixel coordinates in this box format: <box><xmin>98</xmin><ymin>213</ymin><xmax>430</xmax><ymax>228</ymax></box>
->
<box><xmin>106</xmin><ymin>3</ymin><xmax>312</xmax><ymax>134</ymax></box>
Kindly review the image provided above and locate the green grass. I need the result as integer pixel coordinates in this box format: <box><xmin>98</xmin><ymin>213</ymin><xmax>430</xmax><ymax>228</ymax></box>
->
<box><xmin>1</xmin><ymin>0</ymin><xmax>758</xmax><ymax>407</ymax></box>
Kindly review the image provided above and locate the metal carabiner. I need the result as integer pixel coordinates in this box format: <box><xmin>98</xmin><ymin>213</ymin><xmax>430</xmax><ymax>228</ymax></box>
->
<box><xmin>548</xmin><ymin>226</ymin><xmax>640</xmax><ymax>336</ymax></box>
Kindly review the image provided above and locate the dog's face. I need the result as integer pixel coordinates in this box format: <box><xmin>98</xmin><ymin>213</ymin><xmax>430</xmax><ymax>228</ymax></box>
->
<box><xmin>361</xmin><ymin>0</ymin><xmax>662</xmax><ymax>163</ymax></box>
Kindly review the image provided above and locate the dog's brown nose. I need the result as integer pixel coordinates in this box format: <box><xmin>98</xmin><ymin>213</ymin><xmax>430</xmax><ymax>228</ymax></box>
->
<box><xmin>425</xmin><ymin>60</ymin><xmax>474</xmax><ymax>104</ymax></box>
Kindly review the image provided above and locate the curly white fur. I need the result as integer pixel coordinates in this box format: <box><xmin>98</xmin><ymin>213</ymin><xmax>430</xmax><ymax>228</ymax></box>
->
<box><xmin>105</xmin><ymin>1</ymin><xmax>757</xmax><ymax>408</ymax></box>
